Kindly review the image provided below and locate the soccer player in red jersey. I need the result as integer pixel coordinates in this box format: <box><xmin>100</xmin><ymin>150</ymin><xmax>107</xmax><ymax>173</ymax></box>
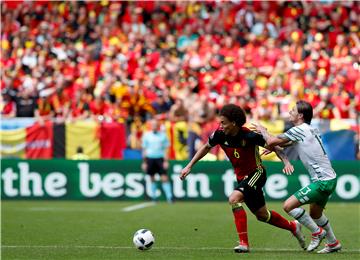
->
<box><xmin>180</xmin><ymin>104</ymin><xmax>305</xmax><ymax>253</ymax></box>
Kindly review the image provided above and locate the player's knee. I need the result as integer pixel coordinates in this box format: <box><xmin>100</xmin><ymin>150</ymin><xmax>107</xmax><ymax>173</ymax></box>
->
<box><xmin>161</xmin><ymin>174</ymin><xmax>169</xmax><ymax>182</ymax></box>
<box><xmin>229</xmin><ymin>194</ymin><xmax>243</xmax><ymax>205</ymax></box>
<box><xmin>228</xmin><ymin>192</ymin><xmax>243</xmax><ymax>205</ymax></box>
<box><xmin>228</xmin><ymin>196</ymin><xmax>239</xmax><ymax>205</ymax></box>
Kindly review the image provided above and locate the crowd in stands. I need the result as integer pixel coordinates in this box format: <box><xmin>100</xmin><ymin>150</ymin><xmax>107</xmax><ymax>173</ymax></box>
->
<box><xmin>1</xmin><ymin>1</ymin><xmax>359</xmax><ymax>150</ymax></box>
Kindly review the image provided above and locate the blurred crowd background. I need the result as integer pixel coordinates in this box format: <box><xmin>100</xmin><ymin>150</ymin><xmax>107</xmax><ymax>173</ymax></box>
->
<box><xmin>1</xmin><ymin>1</ymin><xmax>359</xmax><ymax>159</ymax></box>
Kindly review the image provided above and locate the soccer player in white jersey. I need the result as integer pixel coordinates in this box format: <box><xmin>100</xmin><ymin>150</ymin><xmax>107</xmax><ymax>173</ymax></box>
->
<box><xmin>252</xmin><ymin>100</ymin><xmax>341</xmax><ymax>253</ymax></box>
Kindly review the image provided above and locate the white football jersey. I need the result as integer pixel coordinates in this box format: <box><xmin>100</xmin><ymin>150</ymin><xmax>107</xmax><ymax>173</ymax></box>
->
<box><xmin>284</xmin><ymin>123</ymin><xmax>336</xmax><ymax>181</ymax></box>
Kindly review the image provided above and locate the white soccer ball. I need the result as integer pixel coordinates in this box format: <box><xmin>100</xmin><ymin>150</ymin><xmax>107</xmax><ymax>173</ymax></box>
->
<box><xmin>133</xmin><ymin>229</ymin><xmax>155</xmax><ymax>250</ymax></box>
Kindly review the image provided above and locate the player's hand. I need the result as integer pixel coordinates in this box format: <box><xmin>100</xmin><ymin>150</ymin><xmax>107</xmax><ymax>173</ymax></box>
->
<box><xmin>250</xmin><ymin>123</ymin><xmax>267</xmax><ymax>134</ymax></box>
<box><xmin>180</xmin><ymin>166</ymin><xmax>191</xmax><ymax>180</ymax></box>
<box><xmin>141</xmin><ymin>161</ymin><xmax>147</xmax><ymax>172</ymax></box>
<box><xmin>282</xmin><ymin>162</ymin><xmax>294</xmax><ymax>175</ymax></box>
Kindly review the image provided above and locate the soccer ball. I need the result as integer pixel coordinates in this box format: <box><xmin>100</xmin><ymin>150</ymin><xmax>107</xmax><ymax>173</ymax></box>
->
<box><xmin>133</xmin><ymin>229</ymin><xmax>155</xmax><ymax>250</ymax></box>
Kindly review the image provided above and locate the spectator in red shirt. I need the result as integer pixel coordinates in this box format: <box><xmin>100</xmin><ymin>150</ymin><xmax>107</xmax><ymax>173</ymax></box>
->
<box><xmin>69</xmin><ymin>90</ymin><xmax>91</xmax><ymax>121</ymax></box>
<box><xmin>1</xmin><ymin>89</ymin><xmax>16</xmax><ymax>118</ymax></box>
<box><xmin>35</xmin><ymin>89</ymin><xmax>55</xmax><ymax>125</ymax></box>
<box><xmin>89</xmin><ymin>95</ymin><xmax>111</xmax><ymax>121</ymax></box>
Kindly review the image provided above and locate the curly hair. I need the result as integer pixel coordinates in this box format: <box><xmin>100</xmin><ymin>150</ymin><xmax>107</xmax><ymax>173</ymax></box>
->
<box><xmin>220</xmin><ymin>104</ymin><xmax>246</xmax><ymax>127</ymax></box>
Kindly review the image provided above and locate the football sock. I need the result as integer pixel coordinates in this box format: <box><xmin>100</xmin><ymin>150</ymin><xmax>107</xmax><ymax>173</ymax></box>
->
<box><xmin>150</xmin><ymin>182</ymin><xmax>157</xmax><ymax>200</ymax></box>
<box><xmin>266</xmin><ymin>210</ymin><xmax>295</xmax><ymax>232</ymax></box>
<box><xmin>314</xmin><ymin>214</ymin><xmax>337</xmax><ymax>244</ymax></box>
<box><xmin>288</xmin><ymin>208</ymin><xmax>320</xmax><ymax>233</ymax></box>
<box><xmin>232</xmin><ymin>203</ymin><xmax>249</xmax><ymax>246</ymax></box>
<box><xmin>161</xmin><ymin>182</ymin><xmax>173</xmax><ymax>202</ymax></box>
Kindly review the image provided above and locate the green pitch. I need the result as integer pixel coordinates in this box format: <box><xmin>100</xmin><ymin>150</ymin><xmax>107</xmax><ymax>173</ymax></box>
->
<box><xmin>2</xmin><ymin>201</ymin><xmax>359</xmax><ymax>259</ymax></box>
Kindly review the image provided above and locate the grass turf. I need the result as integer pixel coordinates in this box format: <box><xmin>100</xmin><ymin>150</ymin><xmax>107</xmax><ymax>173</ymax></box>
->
<box><xmin>1</xmin><ymin>201</ymin><xmax>359</xmax><ymax>259</ymax></box>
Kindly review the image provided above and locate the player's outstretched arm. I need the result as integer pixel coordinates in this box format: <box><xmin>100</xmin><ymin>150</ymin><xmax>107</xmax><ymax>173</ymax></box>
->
<box><xmin>251</xmin><ymin>123</ymin><xmax>292</xmax><ymax>150</ymax></box>
<box><xmin>252</xmin><ymin>123</ymin><xmax>294</xmax><ymax>175</ymax></box>
<box><xmin>180</xmin><ymin>143</ymin><xmax>212</xmax><ymax>180</ymax></box>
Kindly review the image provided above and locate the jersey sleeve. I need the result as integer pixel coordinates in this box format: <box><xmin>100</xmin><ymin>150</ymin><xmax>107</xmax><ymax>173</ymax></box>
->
<box><xmin>141</xmin><ymin>133</ymin><xmax>148</xmax><ymax>149</ymax></box>
<box><xmin>284</xmin><ymin>126</ymin><xmax>305</xmax><ymax>142</ymax></box>
<box><xmin>208</xmin><ymin>130</ymin><xmax>221</xmax><ymax>147</ymax></box>
<box><xmin>247</xmin><ymin>131</ymin><xmax>266</xmax><ymax>147</ymax></box>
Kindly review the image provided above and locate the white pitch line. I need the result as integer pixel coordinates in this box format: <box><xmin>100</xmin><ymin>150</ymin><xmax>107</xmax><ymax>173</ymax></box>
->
<box><xmin>122</xmin><ymin>202</ymin><xmax>156</xmax><ymax>212</ymax></box>
<box><xmin>2</xmin><ymin>245</ymin><xmax>359</xmax><ymax>252</ymax></box>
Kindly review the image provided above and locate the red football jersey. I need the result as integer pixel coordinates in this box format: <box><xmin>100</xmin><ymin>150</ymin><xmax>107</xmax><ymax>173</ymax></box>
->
<box><xmin>208</xmin><ymin>127</ymin><xmax>266</xmax><ymax>181</ymax></box>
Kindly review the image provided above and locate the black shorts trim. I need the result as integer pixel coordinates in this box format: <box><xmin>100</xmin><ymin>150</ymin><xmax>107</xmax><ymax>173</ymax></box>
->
<box><xmin>235</xmin><ymin>167</ymin><xmax>267</xmax><ymax>213</ymax></box>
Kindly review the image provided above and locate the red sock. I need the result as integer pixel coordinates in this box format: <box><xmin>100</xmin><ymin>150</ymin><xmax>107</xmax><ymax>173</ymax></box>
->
<box><xmin>267</xmin><ymin>210</ymin><xmax>295</xmax><ymax>233</ymax></box>
<box><xmin>233</xmin><ymin>207</ymin><xmax>249</xmax><ymax>245</ymax></box>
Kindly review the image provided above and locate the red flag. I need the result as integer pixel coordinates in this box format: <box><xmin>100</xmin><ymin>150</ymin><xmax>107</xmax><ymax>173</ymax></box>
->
<box><xmin>100</xmin><ymin>122</ymin><xmax>126</xmax><ymax>159</ymax></box>
<box><xmin>26</xmin><ymin>121</ymin><xmax>53</xmax><ymax>159</ymax></box>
